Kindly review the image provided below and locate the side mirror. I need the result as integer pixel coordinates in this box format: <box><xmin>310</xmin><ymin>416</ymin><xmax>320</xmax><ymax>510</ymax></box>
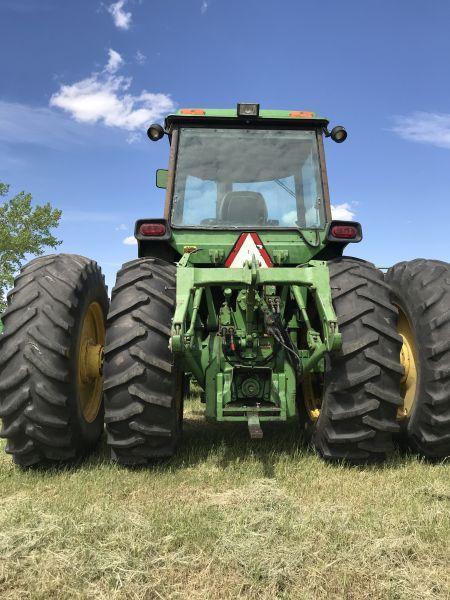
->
<box><xmin>156</xmin><ymin>169</ymin><xmax>168</xmax><ymax>189</ymax></box>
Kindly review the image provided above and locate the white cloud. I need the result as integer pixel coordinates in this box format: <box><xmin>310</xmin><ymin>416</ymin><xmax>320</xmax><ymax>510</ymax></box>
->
<box><xmin>123</xmin><ymin>235</ymin><xmax>137</xmax><ymax>245</ymax></box>
<box><xmin>50</xmin><ymin>51</ymin><xmax>175</xmax><ymax>132</ymax></box>
<box><xmin>281</xmin><ymin>210</ymin><xmax>297</xmax><ymax>226</ymax></box>
<box><xmin>331</xmin><ymin>203</ymin><xmax>356</xmax><ymax>221</ymax></box>
<box><xmin>105</xmin><ymin>48</ymin><xmax>123</xmax><ymax>74</ymax></box>
<box><xmin>108</xmin><ymin>0</ymin><xmax>131</xmax><ymax>30</ymax></box>
<box><xmin>201</xmin><ymin>1</ymin><xmax>208</xmax><ymax>13</ymax></box>
<box><xmin>135</xmin><ymin>50</ymin><xmax>146</xmax><ymax>65</ymax></box>
<box><xmin>115</xmin><ymin>223</ymin><xmax>128</xmax><ymax>231</ymax></box>
<box><xmin>392</xmin><ymin>111</ymin><xmax>450</xmax><ymax>149</ymax></box>
<box><xmin>281</xmin><ymin>205</ymin><xmax>356</xmax><ymax>225</ymax></box>
<box><xmin>126</xmin><ymin>131</ymin><xmax>141</xmax><ymax>143</ymax></box>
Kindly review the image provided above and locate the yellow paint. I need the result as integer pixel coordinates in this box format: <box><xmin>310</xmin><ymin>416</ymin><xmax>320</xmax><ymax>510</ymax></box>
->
<box><xmin>397</xmin><ymin>307</ymin><xmax>418</xmax><ymax>420</ymax></box>
<box><xmin>303</xmin><ymin>374</ymin><xmax>322</xmax><ymax>421</ymax></box>
<box><xmin>78</xmin><ymin>301</ymin><xmax>105</xmax><ymax>422</ymax></box>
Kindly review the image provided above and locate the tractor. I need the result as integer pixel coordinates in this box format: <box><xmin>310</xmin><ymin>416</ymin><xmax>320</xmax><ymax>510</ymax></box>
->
<box><xmin>0</xmin><ymin>103</ymin><xmax>449</xmax><ymax>467</ymax></box>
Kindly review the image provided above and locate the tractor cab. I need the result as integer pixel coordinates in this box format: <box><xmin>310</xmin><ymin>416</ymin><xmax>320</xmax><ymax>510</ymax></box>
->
<box><xmin>140</xmin><ymin>104</ymin><xmax>355</xmax><ymax>266</ymax></box>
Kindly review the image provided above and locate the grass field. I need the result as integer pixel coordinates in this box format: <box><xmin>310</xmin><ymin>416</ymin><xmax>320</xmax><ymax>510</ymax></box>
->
<box><xmin>0</xmin><ymin>399</ymin><xmax>449</xmax><ymax>600</ymax></box>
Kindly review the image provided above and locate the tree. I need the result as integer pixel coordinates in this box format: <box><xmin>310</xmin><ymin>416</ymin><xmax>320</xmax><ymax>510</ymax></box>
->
<box><xmin>0</xmin><ymin>183</ymin><xmax>62</xmax><ymax>313</ymax></box>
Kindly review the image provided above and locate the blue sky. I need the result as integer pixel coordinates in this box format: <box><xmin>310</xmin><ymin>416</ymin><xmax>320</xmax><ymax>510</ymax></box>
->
<box><xmin>1</xmin><ymin>0</ymin><xmax>449</xmax><ymax>291</ymax></box>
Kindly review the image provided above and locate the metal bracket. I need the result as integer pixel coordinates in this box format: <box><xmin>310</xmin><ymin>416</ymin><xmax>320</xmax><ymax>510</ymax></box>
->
<box><xmin>209</xmin><ymin>249</ymin><xmax>225</xmax><ymax>264</ymax></box>
<box><xmin>247</xmin><ymin>410</ymin><xmax>263</xmax><ymax>439</ymax></box>
<box><xmin>273</xmin><ymin>250</ymin><xmax>289</xmax><ymax>265</ymax></box>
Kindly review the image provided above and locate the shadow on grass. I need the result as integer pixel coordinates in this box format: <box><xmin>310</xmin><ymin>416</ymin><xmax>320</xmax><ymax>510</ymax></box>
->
<box><xmin>174</xmin><ymin>414</ymin><xmax>436</xmax><ymax>474</ymax></box>
<box><xmin>22</xmin><ymin>402</ymin><xmax>443</xmax><ymax>476</ymax></box>
<box><xmin>178</xmin><ymin>415</ymin><xmax>306</xmax><ymax>477</ymax></box>
<box><xmin>71</xmin><ymin>408</ymin><xmax>308</xmax><ymax>477</ymax></box>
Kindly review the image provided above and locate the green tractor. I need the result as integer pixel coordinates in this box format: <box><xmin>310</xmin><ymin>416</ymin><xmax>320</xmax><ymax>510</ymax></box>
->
<box><xmin>1</xmin><ymin>103</ymin><xmax>449</xmax><ymax>467</ymax></box>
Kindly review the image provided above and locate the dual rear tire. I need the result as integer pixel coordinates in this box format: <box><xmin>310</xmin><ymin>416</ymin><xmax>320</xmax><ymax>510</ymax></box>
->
<box><xmin>303</xmin><ymin>257</ymin><xmax>450</xmax><ymax>462</ymax></box>
<box><xmin>0</xmin><ymin>255</ymin><xmax>181</xmax><ymax>468</ymax></box>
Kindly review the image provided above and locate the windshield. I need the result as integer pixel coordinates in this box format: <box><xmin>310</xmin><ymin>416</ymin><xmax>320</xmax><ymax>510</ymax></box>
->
<box><xmin>171</xmin><ymin>127</ymin><xmax>326</xmax><ymax>229</ymax></box>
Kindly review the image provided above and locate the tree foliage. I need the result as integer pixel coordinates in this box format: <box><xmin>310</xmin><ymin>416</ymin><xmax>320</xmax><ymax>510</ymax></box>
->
<box><xmin>0</xmin><ymin>183</ymin><xmax>62</xmax><ymax>312</ymax></box>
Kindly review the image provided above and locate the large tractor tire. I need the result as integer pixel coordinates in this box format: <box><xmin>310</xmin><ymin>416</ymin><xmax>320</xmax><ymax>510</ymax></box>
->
<box><xmin>0</xmin><ymin>254</ymin><xmax>108</xmax><ymax>467</ymax></box>
<box><xmin>104</xmin><ymin>258</ymin><xmax>183</xmax><ymax>465</ymax></box>
<box><xmin>386</xmin><ymin>259</ymin><xmax>450</xmax><ymax>458</ymax></box>
<box><xmin>301</xmin><ymin>258</ymin><xmax>403</xmax><ymax>463</ymax></box>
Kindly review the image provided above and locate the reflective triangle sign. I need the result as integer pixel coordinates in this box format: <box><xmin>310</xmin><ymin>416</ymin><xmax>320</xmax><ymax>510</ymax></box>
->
<box><xmin>225</xmin><ymin>232</ymin><xmax>273</xmax><ymax>268</ymax></box>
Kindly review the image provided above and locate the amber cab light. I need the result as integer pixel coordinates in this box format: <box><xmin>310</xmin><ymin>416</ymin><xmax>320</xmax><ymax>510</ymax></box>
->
<box><xmin>289</xmin><ymin>111</ymin><xmax>315</xmax><ymax>118</ymax></box>
<box><xmin>330</xmin><ymin>225</ymin><xmax>358</xmax><ymax>239</ymax></box>
<box><xmin>180</xmin><ymin>109</ymin><xmax>206</xmax><ymax>115</ymax></box>
<box><xmin>139</xmin><ymin>223</ymin><xmax>166</xmax><ymax>237</ymax></box>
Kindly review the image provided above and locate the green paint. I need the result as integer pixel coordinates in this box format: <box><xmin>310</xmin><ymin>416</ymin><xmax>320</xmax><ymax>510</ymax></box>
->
<box><xmin>170</xmin><ymin>230</ymin><xmax>328</xmax><ymax>267</ymax></box>
<box><xmin>145</xmin><ymin>106</ymin><xmax>355</xmax><ymax>435</ymax></box>
<box><xmin>156</xmin><ymin>169</ymin><xmax>168</xmax><ymax>189</ymax></box>
<box><xmin>172</xmin><ymin>257</ymin><xmax>339</xmax><ymax>426</ymax></box>
<box><xmin>168</xmin><ymin>108</ymin><xmax>328</xmax><ymax>121</ymax></box>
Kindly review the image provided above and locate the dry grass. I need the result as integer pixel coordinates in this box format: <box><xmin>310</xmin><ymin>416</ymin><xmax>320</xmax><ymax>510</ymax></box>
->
<box><xmin>0</xmin><ymin>399</ymin><xmax>449</xmax><ymax>599</ymax></box>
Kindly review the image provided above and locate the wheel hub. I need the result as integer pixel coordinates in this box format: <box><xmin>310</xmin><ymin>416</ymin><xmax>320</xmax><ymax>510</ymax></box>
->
<box><xmin>397</xmin><ymin>308</ymin><xmax>418</xmax><ymax>419</ymax></box>
<box><xmin>80</xmin><ymin>342</ymin><xmax>104</xmax><ymax>382</ymax></box>
<box><xmin>400</xmin><ymin>334</ymin><xmax>412</xmax><ymax>384</ymax></box>
<box><xmin>78</xmin><ymin>301</ymin><xmax>105</xmax><ymax>423</ymax></box>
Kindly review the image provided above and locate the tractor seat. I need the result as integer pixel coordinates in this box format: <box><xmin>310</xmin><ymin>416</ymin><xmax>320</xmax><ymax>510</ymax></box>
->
<box><xmin>220</xmin><ymin>191</ymin><xmax>268</xmax><ymax>226</ymax></box>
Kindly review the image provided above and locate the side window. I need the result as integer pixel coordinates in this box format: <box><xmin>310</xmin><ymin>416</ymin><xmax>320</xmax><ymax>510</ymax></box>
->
<box><xmin>182</xmin><ymin>176</ymin><xmax>217</xmax><ymax>225</ymax></box>
<box><xmin>302</xmin><ymin>150</ymin><xmax>322</xmax><ymax>228</ymax></box>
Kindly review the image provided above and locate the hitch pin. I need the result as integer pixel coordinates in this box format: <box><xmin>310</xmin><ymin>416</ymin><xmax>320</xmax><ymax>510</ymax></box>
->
<box><xmin>247</xmin><ymin>410</ymin><xmax>263</xmax><ymax>439</ymax></box>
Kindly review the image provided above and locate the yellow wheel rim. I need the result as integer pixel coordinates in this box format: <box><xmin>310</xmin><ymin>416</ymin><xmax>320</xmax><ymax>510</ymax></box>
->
<box><xmin>303</xmin><ymin>374</ymin><xmax>322</xmax><ymax>421</ymax></box>
<box><xmin>77</xmin><ymin>301</ymin><xmax>105</xmax><ymax>423</ymax></box>
<box><xmin>397</xmin><ymin>306</ymin><xmax>418</xmax><ymax>420</ymax></box>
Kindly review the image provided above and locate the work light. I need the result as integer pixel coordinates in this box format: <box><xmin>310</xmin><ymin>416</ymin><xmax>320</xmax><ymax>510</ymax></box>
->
<box><xmin>330</xmin><ymin>125</ymin><xmax>347</xmax><ymax>143</ymax></box>
<box><xmin>237</xmin><ymin>103</ymin><xmax>260</xmax><ymax>118</ymax></box>
<box><xmin>147</xmin><ymin>123</ymin><xmax>165</xmax><ymax>141</ymax></box>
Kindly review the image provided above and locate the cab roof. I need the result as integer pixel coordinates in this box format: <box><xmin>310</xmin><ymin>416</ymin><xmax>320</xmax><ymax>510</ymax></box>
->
<box><xmin>165</xmin><ymin>107</ymin><xmax>329</xmax><ymax>129</ymax></box>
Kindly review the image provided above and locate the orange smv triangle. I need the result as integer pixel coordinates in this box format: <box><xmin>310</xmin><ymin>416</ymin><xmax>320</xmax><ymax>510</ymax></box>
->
<box><xmin>225</xmin><ymin>233</ymin><xmax>273</xmax><ymax>268</ymax></box>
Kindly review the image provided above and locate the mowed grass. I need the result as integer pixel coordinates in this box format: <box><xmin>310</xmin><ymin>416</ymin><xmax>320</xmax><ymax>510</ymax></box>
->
<box><xmin>0</xmin><ymin>399</ymin><xmax>449</xmax><ymax>600</ymax></box>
